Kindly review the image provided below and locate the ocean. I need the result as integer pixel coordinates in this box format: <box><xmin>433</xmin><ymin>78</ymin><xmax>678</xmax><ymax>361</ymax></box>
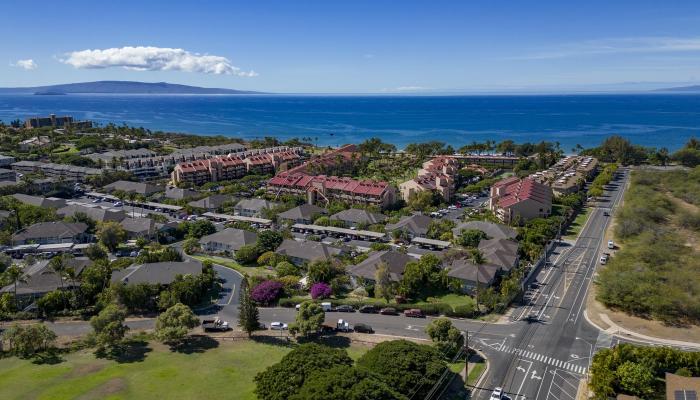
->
<box><xmin>0</xmin><ymin>93</ymin><xmax>699</xmax><ymax>151</ymax></box>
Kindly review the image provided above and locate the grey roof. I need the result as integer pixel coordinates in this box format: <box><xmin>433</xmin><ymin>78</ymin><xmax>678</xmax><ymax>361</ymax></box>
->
<box><xmin>348</xmin><ymin>250</ymin><xmax>414</xmax><ymax>282</ymax></box>
<box><xmin>234</xmin><ymin>198</ymin><xmax>279</xmax><ymax>212</ymax></box>
<box><xmin>330</xmin><ymin>209</ymin><xmax>386</xmax><ymax>225</ymax></box>
<box><xmin>58</xmin><ymin>204</ymin><xmax>126</xmax><ymax>223</ymax></box>
<box><xmin>0</xmin><ymin>180</ymin><xmax>18</xmax><ymax>188</ymax></box>
<box><xmin>12</xmin><ymin>193</ymin><xmax>66</xmax><ymax>209</ymax></box>
<box><xmin>0</xmin><ymin>257</ymin><xmax>92</xmax><ymax>296</ymax></box>
<box><xmin>13</xmin><ymin>222</ymin><xmax>87</xmax><ymax>242</ymax></box>
<box><xmin>199</xmin><ymin>228</ymin><xmax>258</xmax><ymax>251</ymax></box>
<box><xmin>446</xmin><ymin>260</ymin><xmax>500</xmax><ymax>284</ymax></box>
<box><xmin>188</xmin><ymin>194</ymin><xmax>234</xmax><ymax>210</ymax></box>
<box><xmin>120</xmin><ymin>217</ymin><xmax>156</xmax><ymax>235</ymax></box>
<box><xmin>385</xmin><ymin>214</ymin><xmax>432</xmax><ymax>236</ymax></box>
<box><xmin>478</xmin><ymin>238</ymin><xmax>519</xmax><ymax>272</ymax></box>
<box><xmin>104</xmin><ymin>180</ymin><xmax>163</xmax><ymax>195</ymax></box>
<box><xmin>275</xmin><ymin>239</ymin><xmax>342</xmax><ymax>263</ymax></box>
<box><xmin>86</xmin><ymin>148</ymin><xmax>157</xmax><ymax>162</ymax></box>
<box><xmin>111</xmin><ymin>261</ymin><xmax>202</xmax><ymax>285</ymax></box>
<box><xmin>165</xmin><ymin>187</ymin><xmax>199</xmax><ymax>200</ymax></box>
<box><xmin>278</xmin><ymin>204</ymin><xmax>327</xmax><ymax>221</ymax></box>
<box><xmin>452</xmin><ymin>221</ymin><xmax>517</xmax><ymax>241</ymax></box>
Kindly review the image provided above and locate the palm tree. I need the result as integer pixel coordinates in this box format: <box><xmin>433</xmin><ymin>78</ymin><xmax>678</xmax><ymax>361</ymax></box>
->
<box><xmin>470</xmin><ymin>249</ymin><xmax>486</xmax><ymax>309</ymax></box>
<box><xmin>6</xmin><ymin>264</ymin><xmax>28</xmax><ymax>309</ymax></box>
<box><xmin>49</xmin><ymin>255</ymin><xmax>67</xmax><ymax>290</ymax></box>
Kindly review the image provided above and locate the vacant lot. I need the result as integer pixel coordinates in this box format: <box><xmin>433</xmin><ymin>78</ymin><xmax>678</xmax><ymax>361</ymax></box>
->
<box><xmin>596</xmin><ymin>167</ymin><xmax>700</xmax><ymax>325</ymax></box>
<box><xmin>0</xmin><ymin>339</ymin><xmax>368</xmax><ymax>400</ymax></box>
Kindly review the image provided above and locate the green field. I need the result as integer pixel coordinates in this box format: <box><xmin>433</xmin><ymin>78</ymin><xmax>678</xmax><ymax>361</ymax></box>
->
<box><xmin>192</xmin><ymin>255</ymin><xmax>273</xmax><ymax>278</ymax></box>
<box><xmin>0</xmin><ymin>339</ymin><xmax>369</xmax><ymax>400</ymax></box>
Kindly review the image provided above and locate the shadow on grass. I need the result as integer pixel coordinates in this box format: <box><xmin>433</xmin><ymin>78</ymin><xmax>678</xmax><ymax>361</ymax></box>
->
<box><xmin>95</xmin><ymin>339</ymin><xmax>152</xmax><ymax>363</ymax></box>
<box><xmin>31</xmin><ymin>348</ymin><xmax>65</xmax><ymax>365</ymax></box>
<box><xmin>301</xmin><ymin>334</ymin><xmax>352</xmax><ymax>349</ymax></box>
<box><xmin>170</xmin><ymin>335</ymin><xmax>220</xmax><ymax>354</ymax></box>
<box><xmin>251</xmin><ymin>334</ymin><xmax>295</xmax><ymax>348</ymax></box>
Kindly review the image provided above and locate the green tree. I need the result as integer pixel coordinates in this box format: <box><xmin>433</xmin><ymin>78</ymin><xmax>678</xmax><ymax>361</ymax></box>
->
<box><xmin>5</xmin><ymin>263</ymin><xmax>28</xmax><ymax>309</ymax></box>
<box><xmin>454</xmin><ymin>229</ymin><xmax>487</xmax><ymax>248</ymax></box>
<box><xmin>616</xmin><ymin>361</ymin><xmax>656</xmax><ymax>398</ymax></box>
<box><xmin>84</xmin><ymin>243</ymin><xmax>108</xmax><ymax>261</ymax></box>
<box><xmin>238</xmin><ymin>279</ymin><xmax>260</xmax><ymax>337</ymax></box>
<box><xmin>254</xmin><ymin>343</ymin><xmax>353</xmax><ymax>400</ymax></box>
<box><xmin>374</xmin><ymin>261</ymin><xmax>394</xmax><ymax>301</ymax></box>
<box><xmin>37</xmin><ymin>290</ymin><xmax>72</xmax><ymax>317</ymax></box>
<box><xmin>4</xmin><ymin>323</ymin><xmax>57</xmax><ymax>357</ymax></box>
<box><xmin>90</xmin><ymin>303</ymin><xmax>129</xmax><ymax>349</ymax></box>
<box><xmin>235</xmin><ymin>244</ymin><xmax>259</xmax><ymax>264</ymax></box>
<box><xmin>292</xmin><ymin>301</ymin><xmax>325</xmax><ymax>337</ymax></box>
<box><xmin>357</xmin><ymin>340</ymin><xmax>447</xmax><ymax>399</ymax></box>
<box><xmin>425</xmin><ymin>317</ymin><xmax>461</xmax><ymax>343</ymax></box>
<box><xmin>187</xmin><ymin>219</ymin><xmax>216</xmax><ymax>238</ymax></box>
<box><xmin>256</xmin><ymin>230</ymin><xmax>283</xmax><ymax>252</ymax></box>
<box><xmin>97</xmin><ymin>221</ymin><xmax>127</xmax><ymax>252</ymax></box>
<box><xmin>154</xmin><ymin>303</ymin><xmax>200</xmax><ymax>345</ymax></box>
<box><xmin>182</xmin><ymin>237</ymin><xmax>200</xmax><ymax>255</ymax></box>
<box><xmin>275</xmin><ymin>261</ymin><xmax>299</xmax><ymax>277</ymax></box>
<box><xmin>0</xmin><ymin>252</ymin><xmax>12</xmax><ymax>273</ymax></box>
<box><xmin>291</xmin><ymin>365</ymin><xmax>406</xmax><ymax>400</ymax></box>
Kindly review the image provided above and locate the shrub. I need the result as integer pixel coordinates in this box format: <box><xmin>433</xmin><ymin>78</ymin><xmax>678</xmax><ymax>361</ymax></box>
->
<box><xmin>310</xmin><ymin>282</ymin><xmax>332</xmax><ymax>300</ymax></box>
<box><xmin>251</xmin><ymin>280</ymin><xmax>283</xmax><ymax>305</ymax></box>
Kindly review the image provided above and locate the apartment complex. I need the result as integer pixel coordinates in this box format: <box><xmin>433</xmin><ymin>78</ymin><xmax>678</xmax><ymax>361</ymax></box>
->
<box><xmin>24</xmin><ymin>114</ymin><xmax>92</xmax><ymax>129</ymax></box>
<box><xmin>171</xmin><ymin>146</ymin><xmax>304</xmax><ymax>185</ymax></box>
<box><xmin>399</xmin><ymin>156</ymin><xmax>458</xmax><ymax>202</ymax></box>
<box><xmin>530</xmin><ymin>156</ymin><xmax>598</xmax><ymax>196</ymax></box>
<box><xmin>488</xmin><ymin>177</ymin><xmax>553</xmax><ymax>224</ymax></box>
<box><xmin>11</xmin><ymin>160</ymin><xmax>101</xmax><ymax>182</ymax></box>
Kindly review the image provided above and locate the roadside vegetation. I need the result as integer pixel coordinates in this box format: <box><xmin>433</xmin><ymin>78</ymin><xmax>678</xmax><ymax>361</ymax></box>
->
<box><xmin>596</xmin><ymin>167</ymin><xmax>700</xmax><ymax>325</ymax></box>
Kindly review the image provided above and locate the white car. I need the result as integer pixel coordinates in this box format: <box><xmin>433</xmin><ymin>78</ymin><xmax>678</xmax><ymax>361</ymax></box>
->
<box><xmin>113</xmin><ymin>201</ymin><xmax>123</xmax><ymax>207</ymax></box>
<box><xmin>270</xmin><ymin>322</ymin><xmax>288</xmax><ymax>330</ymax></box>
<box><xmin>607</xmin><ymin>240</ymin><xmax>614</xmax><ymax>249</ymax></box>
<box><xmin>490</xmin><ymin>387</ymin><xmax>503</xmax><ymax>399</ymax></box>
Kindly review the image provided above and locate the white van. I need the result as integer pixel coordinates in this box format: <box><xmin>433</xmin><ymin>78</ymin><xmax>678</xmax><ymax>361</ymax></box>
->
<box><xmin>607</xmin><ymin>240</ymin><xmax>614</xmax><ymax>249</ymax></box>
<box><xmin>321</xmin><ymin>302</ymin><xmax>332</xmax><ymax>312</ymax></box>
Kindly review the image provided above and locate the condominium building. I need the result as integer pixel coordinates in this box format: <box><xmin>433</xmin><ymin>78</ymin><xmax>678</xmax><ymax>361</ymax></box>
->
<box><xmin>268</xmin><ymin>174</ymin><xmax>396</xmax><ymax>209</ymax></box>
<box><xmin>11</xmin><ymin>161</ymin><xmax>101</xmax><ymax>182</ymax></box>
<box><xmin>399</xmin><ymin>156</ymin><xmax>458</xmax><ymax>202</ymax></box>
<box><xmin>488</xmin><ymin>177</ymin><xmax>553</xmax><ymax>224</ymax></box>
<box><xmin>24</xmin><ymin>114</ymin><xmax>92</xmax><ymax>129</ymax></box>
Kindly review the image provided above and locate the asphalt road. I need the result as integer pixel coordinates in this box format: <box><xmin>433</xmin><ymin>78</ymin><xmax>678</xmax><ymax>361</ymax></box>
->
<box><xmin>37</xmin><ymin>169</ymin><xmax>645</xmax><ymax>400</ymax></box>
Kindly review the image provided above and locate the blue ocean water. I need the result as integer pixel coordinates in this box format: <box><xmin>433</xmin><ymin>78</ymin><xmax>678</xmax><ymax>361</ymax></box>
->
<box><xmin>0</xmin><ymin>93</ymin><xmax>699</xmax><ymax>151</ymax></box>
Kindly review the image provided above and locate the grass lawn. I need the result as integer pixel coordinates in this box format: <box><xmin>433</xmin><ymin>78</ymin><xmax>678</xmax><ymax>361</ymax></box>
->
<box><xmin>467</xmin><ymin>360</ymin><xmax>486</xmax><ymax>383</ymax></box>
<box><xmin>421</xmin><ymin>294</ymin><xmax>476</xmax><ymax>310</ymax></box>
<box><xmin>564</xmin><ymin>206</ymin><xmax>592</xmax><ymax>239</ymax></box>
<box><xmin>192</xmin><ymin>255</ymin><xmax>273</xmax><ymax>278</ymax></box>
<box><xmin>51</xmin><ymin>145</ymin><xmax>79</xmax><ymax>155</ymax></box>
<box><xmin>0</xmin><ymin>339</ymin><xmax>369</xmax><ymax>400</ymax></box>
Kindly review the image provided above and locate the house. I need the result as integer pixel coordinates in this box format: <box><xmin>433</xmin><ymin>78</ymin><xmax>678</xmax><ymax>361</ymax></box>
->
<box><xmin>12</xmin><ymin>221</ymin><xmax>89</xmax><ymax>245</ymax></box>
<box><xmin>0</xmin><ymin>154</ymin><xmax>16</xmax><ymax>167</ymax></box>
<box><xmin>348</xmin><ymin>250</ymin><xmax>414</xmax><ymax>283</ymax></box>
<box><xmin>446</xmin><ymin>238</ymin><xmax>519</xmax><ymax>293</ymax></box>
<box><xmin>111</xmin><ymin>260</ymin><xmax>203</xmax><ymax>285</ymax></box>
<box><xmin>385</xmin><ymin>214</ymin><xmax>432</xmax><ymax>239</ymax></box>
<box><xmin>234</xmin><ymin>198</ymin><xmax>279</xmax><ymax>217</ymax></box>
<box><xmin>0</xmin><ymin>257</ymin><xmax>92</xmax><ymax>306</ymax></box>
<box><xmin>120</xmin><ymin>217</ymin><xmax>157</xmax><ymax>240</ymax></box>
<box><xmin>451</xmin><ymin>221</ymin><xmax>517</xmax><ymax>241</ymax></box>
<box><xmin>666</xmin><ymin>373</ymin><xmax>700</xmax><ymax>400</ymax></box>
<box><xmin>0</xmin><ymin>168</ymin><xmax>16</xmax><ymax>182</ymax></box>
<box><xmin>11</xmin><ymin>161</ymin><xmax>100</xmax><ymax>182</ymax></box>
<box><xmin>187</xmin><ymin>194</ymin><xmax>233</xmax><ymax>211</ymax></box>
<box><xmin>330</xmin><ymin>208</ymin><xmax>386</xmax><ymax>228</ymax></box>
<box><xmin>103</xmin><ymin>180</ymin><xmax>164</xmax><ymax>196</ymax></box>
<box><xmin>164</xmin><ymin>187</ymin><xmax>199</xmax><ymax>201</ymax></box>
<box><xmin>277</xmin><ymin>204</ymin><xmax>327</xmax><ymax>225</ymax></box>
<box><xmin>199</xmin><ymin>228</ymin><xmax>258</xmax><ymax>254</ymax></box>
<box><xmin>57</xmin><ymin>204</ymin><xmax>126</xmax><ymax>223</ymax></box>
<box><xmin>275</xmin><ymin>239</ymin><xmax>344</xmax><ymax>265</ymax></box>
<box><xmin>488</xmin><ymin>177</ymin><xmax>552</xmax><ymax>224</ymax></box>
<box><xmin>12</xmin><ymin>193</ymin><xmax>66</xmax><ymax>209</ymax></box>
<box><xmin>19</xmin><ymin>136</ymin><xmax>51</xmax><ymax>151</ymax></box>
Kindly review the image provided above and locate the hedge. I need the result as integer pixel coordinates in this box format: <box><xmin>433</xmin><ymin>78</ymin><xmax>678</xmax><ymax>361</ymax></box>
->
<box><xmin>277</xmin><ymin>297</ymin><xmax>457</xmax><ymax>316</ymax></box>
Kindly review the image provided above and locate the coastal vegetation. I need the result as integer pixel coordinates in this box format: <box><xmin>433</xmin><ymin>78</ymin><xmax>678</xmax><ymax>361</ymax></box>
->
<box><xmin>596</xmin><ymin>167</ymin><xmax>700</xmax><ymax>324</ymax></box>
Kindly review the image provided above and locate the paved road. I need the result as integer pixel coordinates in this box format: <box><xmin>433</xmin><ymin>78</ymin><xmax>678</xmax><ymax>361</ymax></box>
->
<box><xmin>38</xmin><ymin>168</ymin><xmax>650</xmax><ymax>399</ymax></box>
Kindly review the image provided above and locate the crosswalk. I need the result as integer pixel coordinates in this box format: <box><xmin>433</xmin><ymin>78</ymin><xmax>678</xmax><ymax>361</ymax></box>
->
<box><xmin>498</xmin><ymin>345</ymin><xmax>587</xmax><ymax>375</ymax></box>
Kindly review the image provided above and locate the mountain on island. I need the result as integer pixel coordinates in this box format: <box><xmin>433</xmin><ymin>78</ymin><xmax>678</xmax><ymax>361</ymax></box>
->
<box><xmin>654</xmin><ymin>85</ymin><xmax>700</xmax><ymax>92</ymax></box>
<box><xmin>0</xmin><ymin>80</ymin><xmax>265</xmax><ymax>95</ymax></box>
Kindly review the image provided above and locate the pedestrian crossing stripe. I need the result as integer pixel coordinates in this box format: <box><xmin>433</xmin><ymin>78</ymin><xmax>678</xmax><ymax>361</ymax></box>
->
<box><xmin>499</xmin><ymin>345</ymin><xmax>587</xmax><ymax>375</ymax></box>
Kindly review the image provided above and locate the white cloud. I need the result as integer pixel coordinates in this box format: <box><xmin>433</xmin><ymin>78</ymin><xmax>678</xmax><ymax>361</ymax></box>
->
<box><xmin>11</xmin><ymin>59</ymin><xmax>38</xmax><ymax>70</ymax></box>
<box><xmin>61</xmin><ymin>46</ymin><xmax>257</xmax><ymax>76</ymax></box>
<box><xmin>516</xmin><ymin>37</ymin><xmax>700</xmax><ymax>60</ymax></box>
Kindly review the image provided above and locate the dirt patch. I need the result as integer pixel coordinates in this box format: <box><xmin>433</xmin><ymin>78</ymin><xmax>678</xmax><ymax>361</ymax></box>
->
<box><xmin>77</xmin><ymin>378</ymin><xmax>127</xmax><ymax>400</ymax></box>
<box><xmin>64</xmin><ymin>362</ymin><xmax>105</xmax><ymax>379</ymax></box>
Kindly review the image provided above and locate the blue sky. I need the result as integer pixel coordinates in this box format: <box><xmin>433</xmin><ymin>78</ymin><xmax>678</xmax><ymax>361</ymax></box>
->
<box><xmin>3</xmin><ymin>0</ymin><xmax>700</xmax><ymax>93</ymax></box>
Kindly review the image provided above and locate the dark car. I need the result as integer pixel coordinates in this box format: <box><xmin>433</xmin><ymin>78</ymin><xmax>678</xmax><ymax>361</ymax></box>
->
<box><xmin>359</xmin><ymin>305</ymin><xmax>379</xmax><ymax>314</ymax></box>
<box><xmin>353</xmin><ymin>323</ymin><xmax>374</xmax><ymax>334</ymax></box>
<box><xmin>603</xmin><ymin>211</ymin><xmax>610</xmax><ymax>216</ymax></box>
<box><xmin>404</xmin><ymin>309</ymin><xmax>424</xmax><ymax>318</ymax></box>
<box><xmin>379</xmin><ymin>307</ymin><xmax>398</xmax><ymax>316</ymax></box>
<box><xmin>335</xmin><ymin>305</ymin><xmax>355</xmax><ymax>313</ymax></box>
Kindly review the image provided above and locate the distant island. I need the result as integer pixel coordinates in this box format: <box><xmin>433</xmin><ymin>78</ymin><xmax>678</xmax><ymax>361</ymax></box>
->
<box><xmin>655</xmin><ymin>85</ymin><xmax>700</xmax><ymax>92</ymax></box>
<box><xmin>0</xmin><ymin>80</ymin><xmax>265</xmax><ymax>95</ymax></box>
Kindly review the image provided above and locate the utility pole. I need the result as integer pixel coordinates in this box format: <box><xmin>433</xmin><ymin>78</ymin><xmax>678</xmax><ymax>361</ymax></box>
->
<box><xmin>463</xmin><ymin>331</ymin><xmax>469</xmax><ymax>388</ymax></box>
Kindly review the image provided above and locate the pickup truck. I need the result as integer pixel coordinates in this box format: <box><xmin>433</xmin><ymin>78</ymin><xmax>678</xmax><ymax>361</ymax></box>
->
<box><xmin>600</xmin><ymin>253</ymin><xmax>610</xmax><ymax>265</ymax></box>
<box><xmin>202</xmin><ymin>318</ymin><xmax>230</xmax><ymax>332</ymax></box>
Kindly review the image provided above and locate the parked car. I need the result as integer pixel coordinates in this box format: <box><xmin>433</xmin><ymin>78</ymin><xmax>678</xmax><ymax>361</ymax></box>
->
<box><xmin>113</xmin><ymin>201</ymin><xmax>123</xmax><ymax>207</ymax></box>
<box><xmin>335</xmin><ymin>305</ymin><xmax>355</xmax><ymax>313</ymax></box>
<box><xmin>404</xmin><ymin>309</ymin><xmax>424</xmax><ymax>318</ymax></box>
<box><xmin>359</xmin><ymin>305</ymin><xmax>379</xmax><ymax>314</ymax></box>
<box><xmin>353</xmin><ymin>323</ymin><xmax>374</xmax><ymax>334</ymax></box>
<box><xmin>600</xmin><ymin>253</ymin><xmax>609</xmax><ymax>264</ymax></box>
<box><xmin>202</xmin><ymin>317</ymin><xmax>230</xmax><ymax>332</ymax></box>
<box><xmin>336</xmin><ymin>319</ymin><xmax>351</xmax><ymax>332</ymax></box>
<box><xmin>379</xmin><ymin>307</ymin><xmax>398</xmax><ymax>316</ymax></box>
<box><xmin>607</xmin><ymin>240</ymin><xmax>615</xmax><ymax>249</ymax></box>
<box><xmin>490</xmin><ymin>387</ymin><xmax>504</xmax><ymax>400</ymax></box>
<box><xmin>270</xmin><ymin>322</ymin><xmax>288</xmax><ymax>330</ymax></box>
<box><xmin>603</xmin><ymin>211</ymin><xmax>610</xmax><ymax>216</ymax></box>
<box><xmin>92</xmin><ymin>198</ymin><xmax>102</xmax><ymax>203</ymax></box>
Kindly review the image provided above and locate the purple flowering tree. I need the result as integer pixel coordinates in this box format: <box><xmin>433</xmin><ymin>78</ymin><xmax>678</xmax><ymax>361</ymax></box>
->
<box><xmin>310</xmin><ymin>282</ymin><xmax>332</xmax><ymax>300</ymax></box>
<box><xmin>251</xmin><ymin>280</ymin><xmax>283</xmax><ymax>305</ymax></box>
